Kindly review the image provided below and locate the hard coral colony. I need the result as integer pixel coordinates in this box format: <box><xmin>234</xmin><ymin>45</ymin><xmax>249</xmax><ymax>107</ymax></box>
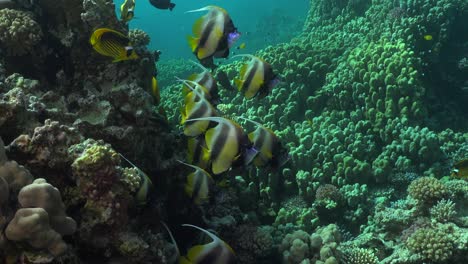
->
<box><xmin>0</xmin><ymin>0</ymin><xmax>467</xmax><ymax>264</ymax></box>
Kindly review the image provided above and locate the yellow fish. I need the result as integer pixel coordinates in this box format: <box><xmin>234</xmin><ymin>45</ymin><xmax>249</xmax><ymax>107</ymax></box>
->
<box><xmin>239</xmin><ymin>117</ymin><xmax>290</xmax><ymax>168</ymax></box>
<box><xmin>423</xmin><ymin>34</ymin><xmax>433</xmax><ymax>41</ymax></box>
<box><xmin>185</xmin><ymin>61</ymin><xmax>220</xmax><ymax>105</ymax></box>
<box><xmin>90</xmin><ymin>28</ymin><xmax>139</xmax><ymax>62</ymax></box>
<box><xmin>187</xmin><ymin>137</ymin><xmax>209</xmax><ymax>170</ymax></box>
<box><xmin>451</xmin><ymin>158</ymin><xmax>468</xmax><ymax>178</ymax></box>
<box><xmin>161</xmin><ymin>223</ymin><xmax>235</xmax><ymax>264</ymax></box>
<box><xmin>186</xmin><ymin>6</ymin><xmax>240</xmax><ymax>67</ymax></box>
<box><xmin>233</xmin><ymin>54</ymin><xmax>280</xmax><ymax>99</ymax></box>
<box><xmin>178</xmin><ymin>160</ymin><xmax>213</xmax><ymax>205</ymax></box>
<box><xmin>120</xmin><ymin>0</ymin><xmax>136</xmax><ymax>23</ymax></box>
<box><xmin>152</xmin><ymin>76</ymin><xmax>160</xmax><ymax>104</ymax></box>
<box><xmin>179</xmin><ymin>224</ymin><xmax>235</xmax><ymax>264</ymax></box>
<box><xmin>185</xmin><ymin>117</ymin><xmax>258</xmax><ymax>175</ymax></box>
<box><xmin>180</xmin><ymin>87</ymin><xmax>218</xmax><ymax>137</ymax></box>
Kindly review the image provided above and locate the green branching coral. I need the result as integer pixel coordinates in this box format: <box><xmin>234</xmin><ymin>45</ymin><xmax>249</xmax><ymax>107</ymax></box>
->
<box><xmin>0</xmin><ymin>8</ymin><xmax>42</xmax><ymax>55</ymax></box>
<box><xmin>120</xmin><ymin>167</ymin><xmax>142</xmax><ymax>193</ymax></box>
<box><xmin>406</xmin><ymin>227</ymin><xmax>455</xmax><ymax>262</ymax></box>
<box><xmin>408</xmin><ymin>177</ymin><xmax>448</xmax><ymax>205</ymax></box>
<box><xmin>429</xmin><ymin>199</ymin><xmax>456</xmax><ymax>223</ymax></box>
<box><xmin>71</xmin><ymin>144</ymin><xmax>120</xmax><ymax>176</ymax></box>
<box><xmin>342</xmin><ymin>247</ymin><xmax>379</xmax><ymax>264</ymax></box>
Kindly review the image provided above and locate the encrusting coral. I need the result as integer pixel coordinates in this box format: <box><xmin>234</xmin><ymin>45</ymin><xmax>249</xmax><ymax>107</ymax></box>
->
<box><xmin>1</xmin><ymin>0</ymin><xmax>467</xmax><ymax>263</ymax></box>
<box><xmin>0</xmin><ymin>137</ymin><xmax>76</xmax><ymax>259</ymax></box>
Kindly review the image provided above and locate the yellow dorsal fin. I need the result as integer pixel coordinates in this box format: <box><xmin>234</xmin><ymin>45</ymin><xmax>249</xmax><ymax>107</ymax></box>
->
<box><xmin>192</xmin><ymin>17</ymin><xmax>205</xmax><ymax>36</ymax></box>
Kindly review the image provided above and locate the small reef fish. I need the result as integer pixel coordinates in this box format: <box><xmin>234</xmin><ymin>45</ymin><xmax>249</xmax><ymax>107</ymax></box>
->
<box><xmin>120</xmin><ymin>0</ymin><xmax>136</xmax><ymax>23</ymax></box>
<box><xmin>186</xmin><ymin>5</ymin><xmax>240</xmax><ymax>68</ymax></box>
<box><xmin>152</xmin><ymin>76</ymin><xmax>160</xmax><ymax>104</ymax></box>
<box><xmin>89</xmin><ymin>28</ymin><xmax>138</xmax><ymax>62</ymax></box>
<box><xmin>185</xmin><ymin>117</ymin><xmax>258</xmax><ymax>175</ymax></box>
<box><xmin>423</xmin><ymin>34</ymin><xmax>433</xmax><ymax>41</ymax></box>
<box><xmin>178</xmin><ymin>160</ymin><xmax>213</xmax><ymax>205</ymax></box>
<box><xmin>179</xmin><ymin>224</ymin><xmax>235</xmax><ymax>264</ymax></box>
<box><xmin>233</xmin><ymin>54</ymin><xmax>280</xmax><ymax>99</ymax></box>
<box><xmin>178</xmin><ymin>78</ymin><xmax>213</xmax><ymax>103</ymax></box>
<box><xmin>162</xmin><ymin>223</ymin><xmax>235</xmax><ymax>264</ymax></box>
<box><xmin>118</xmin><ymin>154</ymin><xmax>153</xmax><ymax>206</ymax></box>
<box><xmin>237</xmin><ymin>42</ymin><xmax>246</xmax><ymax>49</ymax></box>
<box><xmin>149</xmin><ymin>0</ymin><xmax>175</xmax><ymax>11</ymax></box>
<box><xmin>186</xmin><ymin>61</ymin><xmax>220</xmax><ymax>105</ymax></box>
<box><xmin>180</xmin><ymin>87</ymin><xmax>218</xmax><ymax>137</ymax></box>
<box><xmin>451</xmin><ymin>158</ymin><xmax>468</xmax><ymax>178</ymax></box>
<box><xmin>187</xmin><ymin>137</ymin><xmax>209</xmax><ymax>170</ymax></box>
<box><xmin>238</xmin><ymin>117</ymin><xmax>290</xmax><ymax>168</ymax></box>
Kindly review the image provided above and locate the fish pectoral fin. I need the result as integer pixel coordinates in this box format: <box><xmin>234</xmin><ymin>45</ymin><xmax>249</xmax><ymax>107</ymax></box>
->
<box><xmin>187</xmin><ymin>35</ymin><xmax>199</xmax><ymax>52</ymax></box>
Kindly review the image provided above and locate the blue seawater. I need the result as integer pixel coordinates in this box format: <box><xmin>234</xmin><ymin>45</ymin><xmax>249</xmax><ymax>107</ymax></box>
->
<box><xmin>114</xmin><ymin>0</ymin><xmax>309</xmax><ymax>60</ymax></box>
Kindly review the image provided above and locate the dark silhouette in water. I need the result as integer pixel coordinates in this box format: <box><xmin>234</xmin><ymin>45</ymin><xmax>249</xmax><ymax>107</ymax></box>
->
<box><xmin>149</xmin><ymin>0</ymin><xmax>175</xmax><ymax>11</ymax></box>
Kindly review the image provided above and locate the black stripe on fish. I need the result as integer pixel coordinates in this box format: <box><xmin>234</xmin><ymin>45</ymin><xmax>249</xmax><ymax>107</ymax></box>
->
<box><xmin>198</xmin><ymin>243</ymin><xmax>224</xmax><ymax>264</ymax></box>
<box><xmin>242</xmin><ymin>60</ymin><xmax>260</xmax><ymax>93</ymax></box>
<box><xmin>256</xmin><ymin>127</ymin><xmax>268</xmax><ymax>148</ymax></box>
<box><xmin>197</xmin><ymin>19</ymin><xmax>216</xmax><ymax>54</ymax></box>
<box><xmin>192</xmin><ymin>142</ymin><xmax>203</xmax><ymax>165</ymax></box>
<box><xmin>101</xmin><ymin>41</ymin><xmax>119</xmax><ymax>57</ymax></box>
<box><xmin>192</xmin><ymin>171</ymin><xmax>202</xmax><ymax>201</ymax></box>
<box><xmin>187</xmin><ymin>100</ymin><xmax>211</xmax><ymax>120</ymax></box>
<box><xmin>210</xmin><ymin>124</ymin><xmax>229</xmax><ymax>161</ymax></box>
<box><xmin>101</xmin><ymin>31</ymin><xmax>129</xmax><ymax>47</ymax></box>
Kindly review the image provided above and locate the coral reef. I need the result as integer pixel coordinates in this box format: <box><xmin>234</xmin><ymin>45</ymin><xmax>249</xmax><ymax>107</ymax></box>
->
<box><xmin>1</xmin><ymin>0</ymin><xmax>467</xmax><ymax>263</ymax></box>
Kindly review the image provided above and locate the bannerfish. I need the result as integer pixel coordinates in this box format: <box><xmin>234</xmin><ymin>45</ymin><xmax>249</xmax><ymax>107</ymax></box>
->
<box><xmin>120</xmin><ymin>0</ymin><xmax>136</xmax><ymax>23</ymax></box>
<box><xmin>149</xmin><ymin>0</ymin><xmax>175</xmax><ymax>11</ymax></box>
<box><xmin>451</xmin><ymin>158</ymin><xmax>468</xmax><ymax>178</ymax></box>
<box><xmin>186</xmin><ymin>5</ymin><xmax>240</xmax><ymax>68</ymax></box>
<box><xmin>186</xmin><ymin>61</ymin><xmax>220</xmax><ymax>105</ymax></box>
<box><xmin>161</xmin><ymin>223</ymin><xmax>235</xmax><ymax>264</ymax></box>
<box><xmin>238</xmin><ymin>117</ymin><xmax>290</xmax><ymax>168</ymax></box>
<box><xmin>180</xmin><ymin>88</ymin><xmax>218</xmax><ymax>137</ymax></box>
<box><xmin>90</xmin><ymin>28</ymin><xmax>138</xmax><ymax>62</ymax></box>
<box><xmin>178</xmin><ymin>78</ymin><xmax>213</xmax><ymax>103</ymax></box>
<box><xmin>185</xmin><ymin>117</ymin><xmax>258</xmax><ymax>175</ymax></box>
<box><xmin>119</xmin><ymin>154</ymin><xmax>153</xmax><ymax>206</ymax></box>
<box><xmin>178</xmin><ymin>160</ymin><xmax>213</xmax><ymax>205</ymax></box>
<box><xmin>179</xmin><ymin>224</ymin><xmax>235</xmax><ymax>264</ymax></box>
<box><xmin>187</xmin><ymin>137</ymin><xmax>209</xmax><ymax>170</ymax></box>
<box><xmin>233</xmin><ymin>54</ymin><xmax>280</xmax><ymax>99</ymax></box>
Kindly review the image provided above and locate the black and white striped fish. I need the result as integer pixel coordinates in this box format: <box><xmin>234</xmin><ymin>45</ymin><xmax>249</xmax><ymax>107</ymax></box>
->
<box><xmin>233</xmin><ymin>54</ymin><xmax>280</xmax><ymax>99</ymax></box>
